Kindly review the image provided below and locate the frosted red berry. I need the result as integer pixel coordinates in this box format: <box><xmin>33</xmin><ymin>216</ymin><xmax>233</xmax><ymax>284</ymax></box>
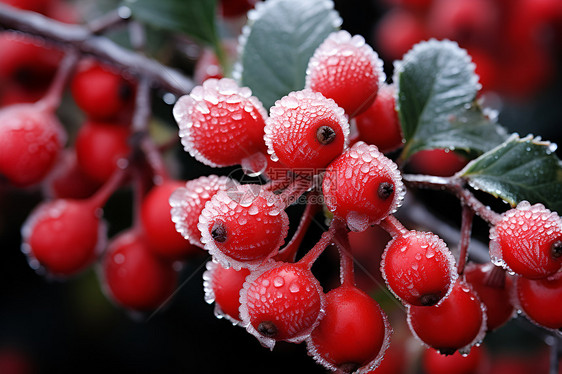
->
<box><xmin>0</xmin><ymin>102</ymin><xmax>66</xmax><ymax>187</ymax></box>
<box><xmin>422</xmin><ymin>345</ymin><xmax>487</xmax><ymax>374</ymax></box>
<box><xmin>305</xmin><ymin>30</ymin><xmax>385</xmax><ymax>117</ymax></box>
<box><xmin>264</xmin><ymin>89</ymin><xmax>349</xmax><ymax>172</ymax></box>
<box><xmin>21</xmin><ymin>199</ymin><xmax>105</xmax><ymax>276</ymax></box>
<box><xmin>203</xmin><ymin>260</ymin><xmax>250</xmax><ymax>323</ymax></box>
<box><xmin>169</xmin><ymin>175</ymin><xmax>233</xmax><ymax>248</ymax></box>
<box><xmin>355</xmin><ymin>83</ymin><xmax>403</xmax><ymax>153</ymax></box>
<box><xmin>141</xmin><ymin>180</ymin><xmax>199</xmax><ymax>260</ymax></box>
<box><xmin>198</xmin><ymin>185</ymin><xmax>289</xmax><ymax>269</ymax></box>
<box><xmin>489</xmin><ymin>201</ymin><xmax>562</xmax><ymax>279</ymax></box>
<box><xmin>381</xmin><ymin>230</ymin><xmax>457</xmax><ymax>306</ymax></box>
<box><xmin>408</xmin><ymin>279</ymin><xmax>487</xmax><ymax>355</ymax></box>
<box><xmin>514</xmin><ymin>273</ymin><xmax>562</xmax><ymax>330</ymax></box>
<box><xmin>322</xmin><ymin>141</ymin><xmax>404</xmax><ymax>231</ymax></box>
<box><xmin>240</xmin><ymin>262</ymin><xmax>326</xmax><ymax>349</ymax></box>
<box><xmin>306</xmin><ymin>285</ymin><xmax>391</xmax><ymax>373</ymax></box>
<box><xmin>101</xmin><ymin>229</ymin><xmax>178</xmax><ymax>311</ymax></box>
<box><xmin>173</xmin><ymin>78</ymin><xmax>268</xmax><ymax>168</ymax></box>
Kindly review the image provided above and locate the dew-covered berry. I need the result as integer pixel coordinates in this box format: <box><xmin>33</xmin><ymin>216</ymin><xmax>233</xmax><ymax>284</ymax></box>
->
<box><xmin>264</xmin><ymin>89</ymin><xmax>349</xmax><ymax>173</ymax></box>
<box><xmin>305</xmin><ymin>30</ymin><xmax>385</xmax><ymax>117</ymax></box>
<box><xmin>381</xmin><ymin>231</ymin><xmax>457</xmax><ymax>306</ymax></box>
<box><xmin>407</xmin><ymin>279</ymin><xmax>487</xmax><ymax>355</ymax></box>
<box><xmin>514</xmin><ymin>272</ymin><xmax>562</xmax><ymax>330</ymax></box>
<box><xmin>489</xmin><ymin>201</ymin><xmax>562</xmax><ymax>279</ymax></box>
<box><xmin>173</xmin><ymin>78</ymin><xmax>268</xmax><ymax>168</ymax></box>
<box><xmin>169</xmin><ymin>175</ymin><xmax>233</xmax><ymax>248</ymax></box>
<box><xmin>198</xmin><ymin>185</ymin><xmax>289</xmax><ymax>270</ymax></box>
<box><xmin>322</xmin><ymin>142</ymin><xmax>404</xmax><ymax>231</ymax></box>
<box><xmin>239</xmin><ymin>262</ymin><xmax>326</xmax><ymax>350</ymax></box>
<box><xmin>306</xmin><ymin>284</ymin><xmax>391</xmax><ymax>373</ymax></box>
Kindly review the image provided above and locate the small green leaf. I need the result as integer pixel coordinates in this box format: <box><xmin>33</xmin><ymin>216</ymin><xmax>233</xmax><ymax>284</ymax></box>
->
<box><xmin>234</xmin><ymin>0</ymin><xmax>341</xmax><ymax>109</ymax></box>
<box><xmin>460</xmin><ymin>134</ymin><xmax>562</xmax><ymax>213</ymax></box>
<box><xmin>125</xmin><ymin>0</ymin><xmax>219</xmax><ymax>46</ymax></box>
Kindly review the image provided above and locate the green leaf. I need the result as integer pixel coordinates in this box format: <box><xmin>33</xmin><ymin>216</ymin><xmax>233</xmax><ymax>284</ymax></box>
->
<box><xmin>460</xmin><ymin>134</ymin><xmax>562</xmax><ymax>213</ymax></box>
<box><xmin>234</xmin><ymin>0</ymin><xmax>341</xmax><ymax>109</ymax></box>
<box><xmin>125</xmin><ymin>0</ymin><xmax>219</xmax><ymax>46</ymax></box>
<box><xmin>395</xmin><ymin>40</ymin><xmax>506</xmax><ymax>159</ymax></box>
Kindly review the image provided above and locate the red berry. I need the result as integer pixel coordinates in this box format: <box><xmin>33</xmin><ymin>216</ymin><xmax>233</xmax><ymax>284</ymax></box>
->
<box><xmin>0</xmin><ymin>102</ymin><xmax>66</xmax><ymax>187</ymax></box>
<box><xmin>408</xmin><ymin>279</ymin><xmax>487</xmax><ymax>355</ymax></box>
<box><xmin>75</xmin><ymin>120</ymin><xmax>131</xmax><ymax>184</ymax></box>
<box><xmin>198</xmin><ymin>185</ymin><xmax>289</xmax><ymax>270</ymax></box>
<box><xmin>203</xmin><ymin>260</ymin><xmax>251</xmax><ymax>323</ymax></box>
<box><xmin>408</xmin><ymin>149</ymin><xmax>468</xmax><ymax>177</ymax></box>
<box><xmin>71</xmin><ymin>60</ymin><xmax>135</xmax><ymax>120</ymax></box>
<box><xmin>355</xmin><ymin>83</ymin><xmax>403</xmax><ymax>153</ymax></box>
<box><xmin>305</xmin><ymin>30</ymin><xmax>385</xmax><ymax>117</ymax></box>
<box><xmin>141</xmin><ymin>180</ymin><xmax>199</xmax><ymax>260</ymax></box>
<box><xmin>219</xmin><ymin>0</ymin><xmax>257</xmax><ymax>18</ymax></box>
<box><xmin>489</xmin><ymin>201</ymin><xmax>562</xmax><ymax>279</ymax></box>
<box><xmin>193</xmin><ymin>48</ymin><xmax>224</xmax><ymax>85</ymax></box>
<box><xmin>240</xmin><ymin>262</ymin><xmax>326</xmax><ymax>349</ymax></box>
<box><xmin>173</xmin><ymin>78</ymin><xmax>268</xmax><ymax>168</ymax></box>
<box><xmin>306</xmin><ymin>285</ymin><xmax>391</xmax><ymax>373</ymax></box>
<box><xmin>101</xmin><ymin>229</ymin><xmax>178</xmax><ymax>311</ymax></box>
<box><xmin>322</xmin><ymin>142</ymin><xmax>404</xmax><ymax>231</ymax></box>
<box><xmin>464</xmin><ymin>262</ymin><xmax>514</xmax><ymax>331</ymax></box>
<box><xmin>374</xmin><ymin>9</ymin><xmax>428</xmax><ymax>61</ymax></box>
<box><xmin>422</xmin><ymin>345</ymin><xmax>487</xmax><ymax>374</ymax></box>
<box><xmin>169</xmin><ymin>175</ymin><xmax>233</xmax><ymax>248</ymax></box>
<box><xmin>0</xmin><ymin>0</ymin><xmax>52</xmax><ymax>13</ymax></box>
<box><xmin>21</xmin><ymin>199</ymin><xmax>105</xmax><ymax>276</ymax></box>
<box><xmin>381</xmin><ymin>230</ymin><xmax>457</xmax><ymax>306</ymax></box>
<box><xmin>514</xmin><ymin>272</ymin><xmax>562</xmax><ymax>330</ymax></box>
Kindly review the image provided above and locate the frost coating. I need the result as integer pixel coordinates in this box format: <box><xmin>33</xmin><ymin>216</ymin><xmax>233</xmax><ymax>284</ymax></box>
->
<box><xmin>172</xmin><ymin>78</ymin><xmax>268</xmax><ymax>168</ymax></box>
<box><xmin>169</xmin><ymin>175</ymin><xmax>233</xmax><ymax>248</ymax></box>
<box><xmin>198</xmin><ymin>185</ymin><xmax>289</xmax><ymax>270</ymax></box>
<box><xmin>202</xmin><ymin>259</ymin><xmax>242</xmax><ymax>325</ymax></box>
<box><xmin>264</xmin><ymin>89</ymin><xmax>350</xmax><ymax>170</ymax></box>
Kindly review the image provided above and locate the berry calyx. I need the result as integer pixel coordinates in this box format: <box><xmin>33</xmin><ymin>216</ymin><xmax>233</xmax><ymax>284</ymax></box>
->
<box><xmin>514</xmin><ymin>272</ymin><xmax>562</xmax><ymax>330</ymax></box>
<box><xmin>305</xmin><ymin>30</ymin><xmax>385</xmax><ymax>117</ymax></box>
<box><xmin>264</xmin><ymin>89</ymin><xmax>349</xmax><ymax>172</ymax></box>
<box><xmin>173</xmin><ymin>78</ymin><xmax>268</xmax><ymax>169</ymax></box>
<box><xmin>169</xmin><ymin>175</ymin><xmax>233</xmax><ymax>248</ymax></box>
<box><xmin>239</xmin><ymin>261</ymin><xmax>326</xmax><ymax>349</ymax></box>
<box><xmin>489</xmin><ymin>201</ymin><xmax>562</xmax><ymax>279</ymax></box>
<box><xmin>407</xmin><ymin>279</ymin><xmax>487</xmax><ymax>355</ymax></box>
<box><xmin>306</xmin><ymin>284</ymin><xmax>391</xmax><ymax>373</ymax></box>
<box><xmin>198</xmin><ymin>185</ymin><xmax>289</xmax><ymax>270</ymax></box>
<box><xmin>322</xmin><ymin>142</ymin><xmax>404</xmax><ymax>231</ymax></box>
<box><xmin>381</xmin><ymin>230</ymin><xmax>457</xmax><ymax>306</ymax></box>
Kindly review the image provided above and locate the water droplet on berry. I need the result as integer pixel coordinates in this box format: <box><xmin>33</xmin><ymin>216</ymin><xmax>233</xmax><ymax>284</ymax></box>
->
<box><xmin>289</xmin><ymin>283</ymin><xmax>300</xmax><ymax>293</ymax></box>
<box><xmin>273</xmin><ymin>276</ymin><xmax>285</xmax><ymax>287</ymax></box>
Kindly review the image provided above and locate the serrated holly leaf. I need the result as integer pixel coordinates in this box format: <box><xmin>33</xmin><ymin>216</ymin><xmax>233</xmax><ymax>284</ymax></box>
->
<box><xmin>124</xmin><ymin>0</ymin><xmax>218</xmax><ymax>46</ymax></box>
<box><xmin>460</xmin><ymin>134</ymin><xmax>562</xmax><ymax>213</ymax></box>
<box><xmin>234</xmin><ymin>0</ymin><xmax>341</xmax><ymax>109</ymax></box>
<box><xmin>395</xmin><ymin>40</ymin><xmax>506</xmax><ymax>159</ymax></box>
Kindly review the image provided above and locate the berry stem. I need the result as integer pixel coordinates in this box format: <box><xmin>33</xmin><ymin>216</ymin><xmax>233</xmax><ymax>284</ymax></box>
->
<box><xmin>457</xmin><ymin>205</ymin><xmax>474</xmax><ymax>275</ymax></box>
<box><xmin>299</xmin><ymin>225</ymin><xmax>335</xmax><ymax>268</ymax></box>
<box><xmin>379</xmin><ymin>215</ymin><xmax>407</xmax><ymax>237</ymax></box>
<box><xmin>333</xmin><ymin>218</ymin><xmax>355</xmax><ymax>286</ymax></box>
<box><xmin>37</xmin><ymin>50</ymin><xmax>79</xmax><ymax>111</ymax></box>
<box><xmin>87</xmin><ymin>7</ymin><xmax>131</xmax><ymax>34</ymax></box>
<box><xmin>86</xmin><ymin>164</ymin><xmax>129</xmax><ymax>209</ymax></box>
<box><xmin>277</xmin><ymin>176</ymin><xmax>313</xmax><ymax>209</ymax></box>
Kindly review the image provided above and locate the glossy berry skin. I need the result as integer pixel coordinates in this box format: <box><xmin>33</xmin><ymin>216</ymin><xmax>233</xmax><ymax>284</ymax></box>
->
<box><xmin>305</xmin><ymin>30</ymin><xmax>384</xmax><ymax>117</ymax></box>
<box><xmin>464</xmin><ymin>262</ymin><xmax>514</xmax><ymax>331</ymax></box>
<box><xmin>169</xmin><ymin>175</ymin><xmax>234</xmax><ymax>248</ymax></box>
<box><xmin>264</xmin><ymin>89</ymin><xmax>349</xmax><ymax>173</ymax></box>
<box><xmin>101</xmin><ymin>230</ymin><xmax>178</xmax><ymax>311</ymax></box>
<box><xmin>408</xmin><ymin>280</ymin><xmax>487</xmax><ymax>355</ymax></box>
<box><xmin>0</xmin><ymin>103</ymin><xmax>66</xmax><ymax>187</ymax></box>
<box><xmin>381</xmin><ymin>231</ymin><xmax>457</xmax><ymax>306</ymax></box>
<box><xmin>408</xmin><ymin>149</ymin><xmax>468</xmax><ymax>177</ymax></box>
<box><xmin>203</xmin><ymin>260</ymin><xmax>250</xmax><ymax>323</ymax></box>
<box><xmin>240</xmin><ymin>262</ymin><xmax>326</xmax><ymax>350</ymax></box>
<box><xmin>21</xmin><ymin>199</ymin><xmax>104</xmax><ymax>276</ymax></box>
<box><xmin>322</xmin><ymin>142</ymin><xmax>404</xmax><ymax>231</ymax></box>
<box><xmin>423</xmin><ymin>346</ymin><xmax>486</xmax><ymax>374</ymax></box>
<box><xmin>489</xmin><ymin>201</ymin><xmax>562</xmax><ymax>279</ymax></box>
<box><xmin>198</xmin><ymin>185</ymin><xmax>289</xmax><ymax>270</ymax></box>
<box><xmin>71</xmin><ymin>61</ymin><xmax>135</xmax><ymax>120</ymax></box>
<box><xmin>355</xmin><ymin>83</ymin><xmax>403</xmax><ymax>153</ymax></box>
<box><xmin>514</xmin><ymin>273</ymin><xmax>562</xmax><ymax>330</ymax></box>
<box><xmin>141</xmin><ymin>180</ymin><xmax>199</xmax><ymax>260</ymax></box>
<box><xmin>173</xmin><ymin>78</ymin><xmax>268</xmax><ymax>168</ymax></box>
<box><xmin>75</xmin><ymin>120</ymin><xmax>131</xmax><ymax>184</ymax></box>
<box><xmin>307</xmin><ymin>285</ymin><xmax>390</xmax><ymax>373</ymax></box>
